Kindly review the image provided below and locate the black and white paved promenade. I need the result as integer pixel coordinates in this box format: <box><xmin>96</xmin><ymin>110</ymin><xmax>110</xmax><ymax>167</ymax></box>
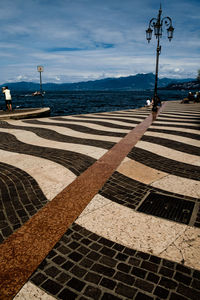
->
<box><xmin>0</xmin><ymin>101</ymin><xmax>200</xmax><ymax>300</ymax></box>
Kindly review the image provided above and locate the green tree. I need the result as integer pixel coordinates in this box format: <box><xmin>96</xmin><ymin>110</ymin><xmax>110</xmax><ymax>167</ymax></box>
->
<box><xmin>197</xmin><ymin>69</ymin><xmax>200</xmax><ymax>82</ymax></box>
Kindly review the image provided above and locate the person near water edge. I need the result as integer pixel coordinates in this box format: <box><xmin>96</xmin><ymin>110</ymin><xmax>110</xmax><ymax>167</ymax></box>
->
<box><xmin>2</xmin><ymin>86</ymin><xmax>12</xmax><ymax>111</ymax></box>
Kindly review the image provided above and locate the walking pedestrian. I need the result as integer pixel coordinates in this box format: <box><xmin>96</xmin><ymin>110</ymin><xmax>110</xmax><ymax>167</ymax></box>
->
<box><xmin>2</xmin><ymin>86</ymin><xmax>12</xmax><ymax>111</ymax></box>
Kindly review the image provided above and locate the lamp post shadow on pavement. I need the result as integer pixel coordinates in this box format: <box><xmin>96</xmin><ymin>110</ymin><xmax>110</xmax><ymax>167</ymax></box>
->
<box><xmin>146</xmin><ymin>5</ymin><xmax>174</xmax><ymax>112</ymax></box>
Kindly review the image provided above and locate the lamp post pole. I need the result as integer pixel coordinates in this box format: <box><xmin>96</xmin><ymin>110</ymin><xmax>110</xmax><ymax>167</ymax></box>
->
<box><xmin>37</xmin><ymin>65</ymin><xmax>44</xmax><ymax>106</ymax></box>
<box><xmin>146</xmin><ymin>5</ymin><xmax>174</xmax><ymax>112</ymax></box>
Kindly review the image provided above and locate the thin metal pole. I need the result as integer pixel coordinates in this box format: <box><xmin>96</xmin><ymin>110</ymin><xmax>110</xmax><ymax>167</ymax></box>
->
<box><xmin>39</xmin><ymin>71</ymin><xmax>42</xmax><ymax>94</ymax></box>
<box><xmin>153</xmin><ymin>37</ymin><xmax>160</xmax><ymax>111</ymax></box>
<box><xmin>39</xmin><ymin>71</ymin><xmax>43</xmax><ymax>107</ymax></box>
<box><xmin>152</xmin><ymin>6</ymin><xmax>162</xmax><ymax>112</ymax></box>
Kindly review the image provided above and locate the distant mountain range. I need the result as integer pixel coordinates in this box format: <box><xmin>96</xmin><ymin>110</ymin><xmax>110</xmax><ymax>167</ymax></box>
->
<box><xmin>1</xmin><ymin>73</ymin><xmax>195</xmax><ymax>92</ymax></box>
<box><xmin>163</xmin><ymin>80</ymin><xmax>200</xmax><ymax>90</ymax></box>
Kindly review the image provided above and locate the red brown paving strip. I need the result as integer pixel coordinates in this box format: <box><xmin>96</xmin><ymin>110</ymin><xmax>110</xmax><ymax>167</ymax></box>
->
<box><xmin>0</xmin><ymin>104</ymin><xmax>165</xmax><ymax>299</ymax></box>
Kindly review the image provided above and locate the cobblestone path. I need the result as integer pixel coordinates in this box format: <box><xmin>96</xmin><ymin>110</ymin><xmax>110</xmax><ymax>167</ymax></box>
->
<box><xmin>0</xmin><ymin>101</ymin><xmax>200</xmax><ymax>300</ymax></box>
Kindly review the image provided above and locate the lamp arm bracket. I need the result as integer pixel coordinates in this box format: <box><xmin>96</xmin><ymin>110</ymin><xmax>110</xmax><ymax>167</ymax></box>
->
<box><xmin>149</xmin><ymin>18</ymin><xmax>158</xmax><ymax>29</ymax></box>
<box><xmin>161</xmin><ymin>16</ymin><xmax>172</xmax><ymax>29</ymax></box>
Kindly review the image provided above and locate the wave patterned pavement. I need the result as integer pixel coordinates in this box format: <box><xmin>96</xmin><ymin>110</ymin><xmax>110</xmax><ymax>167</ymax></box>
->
<box><xmin>0</xmin><ymin>101</ymin><xmax>200</xmax><ymax>300</ymax></box>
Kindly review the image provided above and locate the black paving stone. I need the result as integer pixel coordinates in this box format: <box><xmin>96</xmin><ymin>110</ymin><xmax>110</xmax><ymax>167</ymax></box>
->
<box><xmin>115</xmin><ymin>253</ymin><xmax>128</xmax><ymax>261</ymax></box>
<box><xmin>193</xmin><ymin>270</ymin><xmax>200</xmax><ymax>279</ymax></box>
<box><xmin>55</xmin><ymin>272</ymin><xmax>70</xmax><ymax>284</ymax></box>
<box><xmin>78</xmin><ymin>245</ymin><xmax>90</xmax><ymax>255</ymax></box>
<box><xmin>131</xmin><ymin>266</ymin><xmax>147</xmax><ymax>278</ymax></box>
<box><xmin>101</xmin><ymin>292</ymin><xmax>122</xmax><ymax>300</ymax></box>
<box><xmin>81</xmin><ymin>238</ymin><xmax>92</xmax><ymax>246</ymax></box>
<box><xmin>154</xmin><ymin>285</ymin><xmax>169</xmax><ymax>299</ymax></box>
<box><xmin>123</xmin><ymin>248</ymin><xmax>136</xmax><ymax>256</ymax></box>
<box><xmin>159</xmin><ymin>266</ymin><xmax>174</xmax><ymax>278</ymax></box>
<box><xmin>84</xmin><ymin>271</ymin><xmax>102</xmax><ymax>284</ymax></box>
<box><xmin>68</xmin><ymin>251</ymin><xmax>83</xmax><ymax>262</ymax></box>
<box><xmin>136</xmin><ymin>252</ymin><xmax>150</xmax><ymax>260</ymax></box>
<box><xmin>0</xmin><ymin>162</ymin><xmax>48</xmax><ymax>242</ymax></box>
<box><xmin>192</xmin><ymin>278</ymin><xmax>200</xmax><ymax>290</ymax></box>
<box><xmin>174</xmin><ymin>271</ymin><xmax>192</xmax><ymax>285</ymax></box>
<box><xmin>134</xmin><ymin>278</ymin><xmax>154</xmax><ymax>293</ymax></box>
<box><xmin>87</xmin><ymin>251</ymin><xmax>101</xmax><ymax>261</ymax></box>
<box><xmin>24</xmin><ymin>119</ymin><xmax>125</xmax><ymax>138</ymax></box>
<box><xmin>91</xmin><ymin>263</ymin><xmax>115</xmax><ymax>277</ymax></box>
<box><xmin>117</xmin><ymin>262</ymin><xmax>131</xmax><ymax>273</ymax></box>
<box><xmin>152</xmin><ymin>122</ymin><xmax>200</xmax><ymax>130</ymax></box>
<box><xmin>52</xmin><ymin>255</ymin><xmax>66</xmax><ymax>265</ymax></box>
<box><xmin>116</xmin><ymin>283</ymin><xmax>137</xmax><ymax>298</ymax></box>
<box><xmin>41</xmin><ymin>279</ymin><xmax>62</xmax><ymax>295</ymax></box>
<box><xmin>70</xmin><ymin>265</ymin><xmax>87</xmax><ymax>278</ymax></box>
<box><xmin>84</xmin><ymin>285</ymin><xmax>102</xmax><ymax>299</ymax></box>
<box><xmin>135</xmin><ymin>292</ymin><xmax>154</xmax><ymax>300</ymax></box>
<box><xmin>176</xmin><ymin>263</ymin><xmax>192</xmax><ymax>274</ymax></box>
<box><xmin>67</xmin><ymin>277</ymin><xmax>85</xmax><ymax>292</ymax></box>
<box><xmin>53</xmin><ymin>116</ymin><xmax>135</xmax><ymax>130</ymax></box>
<box><xmin>99</xmin><ymin>255</ymin><xmax>117</xmax><ymax>267</ymax></box>
<box><xmin>68</xmin><ymin>241</ymin><xmax>80</xmax><ymax>250</ymax></box>
<box><xmin>45</xmin><ymin>266</ymin><xmax>61</xmax><ymax>277</ymax></box>
<box><xmin>141</xmin><ymin>135</ymin><xmax>200</xmax><ymax>156</ymax></box>
<box><xmin>80</xmin><ymin>258</ymin><xmax>94</xmax><ymax>268</ymax></box>
<box><xmin>169</xmin><ymin>292</ymin><xmax>188</xmax><ymax>300</ymax></box>
<box><xmin>100</xmin><ymin>277</ymin><xmax>116</xmax><ymax>290</ymax></box>
<box><xmin>162</xmin><ymin>259</ymin><xmax>176</xmax><ymax>269</ymax></box>
<box><xmin>0</xmin><ymin>122</ymin><xmax>115</xmax><ymax>150</ymax></box>
<box><xmin>100</xmin><ymin>246</ymin><xmax>116</xmax><ymax>258</ymax></box>
<box><xmin>98</xmin><ymin>237</ymin><xmax>115</xmax><ymax>247</ymax></box>
<box><xmin>141</xmin><ymin>261</ymin><xmax>159</xmax><ymax>273</ymax></box>
<box><xmin>89</xmin><ymin>242</ymin><xmax>102</xmax><ymax>251</ymax></box>
<box><xmin>128</xmin><ymin>147</ymin><xmax>200</xmax><ymax>181</ymax></box>
<box><xmin>30</xmin><ymin>221</ymin><xmax>200</xmax><ymax>300</ymax></box>
<box><xmin>159</xmin><ymin>276</ymin><xmax>178</xmax><ymax>289</ymax></box>
<box><xmin>0</xmin><ymin>132</ymin><xmax>96</xmax><ymax>177</ymax></box>
<box><xmin>147</xmin><ymin>272</ymin><xmax>160</xmax><ymax>284</ymax></box>
<box><xmin>38</xmin><ymin>259</ymin><xmax>48</xmax><ymax>270</ymax></box>
<box><xmin>128</xmin><ymin>257</ymin><xmax>141</xmax><ymax>266</ymax></box>
<box><xmin>99</xmin><ymin>170</ymin><xmax>200</xmax><ymax>227</ymax></box>
<box><xmin>57</xmin><ymin>245</ymin><xmax>71</xmax><ymax>255</ymax></box>
<box><xmin>114</xmin><ymin>271</ymin><xmax>135</xmax><ymax>285</ymax></box>
<box><xmin>31</xmin><ymin>272</ymin><xmax>48</xmax><ymax>285</ymax></box>
<box><xmin>62</xmin><ymin>261</ymin><xmax>74</xmax><ymax>271</ymax></box>
<box><xmin>58</xmin><ymin>288</ymin><xmax>78</xmax><ymax>300</ymax></box>
<box><xmin>112</xmin><ymin>244</ymin><xmax>125</xmax><ymax>251</ymax></box>
<box><xmin>177</xmin><ymin>283</ymin><xmax>200</xmax><ymax>300</ymax></box>
<box><xmin>149</xmin><ymin>255</ymin><xmax>161</xmax><ymax>265</ymax></box>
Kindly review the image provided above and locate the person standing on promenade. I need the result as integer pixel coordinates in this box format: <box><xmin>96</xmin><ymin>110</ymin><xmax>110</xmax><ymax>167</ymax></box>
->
<box><xmin>2</xmin><ymin>86</ymin><xmax>12</xmax><ymax>111</ymax></box>
<box><xmin>188</xmin><ymin>91</ymin><xmax>194</xmax><ymax>102</ymax></box>
<box><xmin>194</xmin><ymin>91</ymin><xmax>200</xmax><ymax>103</ymax></box>
<box><xmin>146</xmin><ymin>98</ymin><xmax>151</xmax><ymax>106</ymax></box>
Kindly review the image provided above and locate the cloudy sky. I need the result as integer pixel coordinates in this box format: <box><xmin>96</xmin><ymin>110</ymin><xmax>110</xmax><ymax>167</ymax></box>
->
<box><xmin>0</xmin><ymin>0</ymin><xmax>199</xmax><ymax>84</ymax></box>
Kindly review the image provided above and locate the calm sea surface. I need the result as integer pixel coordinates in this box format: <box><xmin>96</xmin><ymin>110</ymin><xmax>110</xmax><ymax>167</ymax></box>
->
<box><xmin>0</xmin><ymin>90</ymin><xmax>188</xmax><ymax>117</ymax></box>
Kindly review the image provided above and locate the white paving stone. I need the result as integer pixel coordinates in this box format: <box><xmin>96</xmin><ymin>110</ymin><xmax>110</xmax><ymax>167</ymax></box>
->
<box><xmin>0</xmin><ymin>149</ymin><xmax>76</xmax><ymax>200</ymax></box>
<box><xmin>0</xmin><ymin>128</ymin><xmax>107</xmax><ymax>160</ymax></box>
<box><xmin>76</xmin><ymin>197</ymin><xmax>200</xmax><ymax>270</ymax></box>
<box><xmin>14</xmin><ymin>282</ymin><xmax>56</xmax><ymax>300</ymax></box>
<box><xmin>39</xmin><ymin>118</ymin><xmax>130</xmax><ymax>133</ymax></box>
<box><xmin>144</xmin><ymin>131</ymin><xmax>200</xmax><ymax>147</ymax></box>
<box><xmin>150</xmin><ymin>125</ymin><xmax>200</xmax><ymax>135</ymax></box>
<box><xmin>136</xmin><ymin>140</ymin><xmax>200</xmax><ymax>166</ymax></box>
<box><xmin>7</xmin><ymin>119</ymin><xmax>121</xmax><ymax>142</ymax></box>
<box><xmin>64</xmin><ymin>115</ymin><xmax>144</xmax><ymax>123</ymax></box>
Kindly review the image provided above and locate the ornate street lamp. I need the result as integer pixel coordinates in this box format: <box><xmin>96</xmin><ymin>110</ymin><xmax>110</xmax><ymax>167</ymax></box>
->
<box><xmin>146</xmin><ymin>5</ymin><xmax>174</xmax><ymax>111</ymax></box>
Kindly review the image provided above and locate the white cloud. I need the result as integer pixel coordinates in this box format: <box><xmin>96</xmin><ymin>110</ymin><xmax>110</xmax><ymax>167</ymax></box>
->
<box><xmin>0</xmin><ymin>0</ymin><xmax>199</xmax><ymax>84</ymax></box>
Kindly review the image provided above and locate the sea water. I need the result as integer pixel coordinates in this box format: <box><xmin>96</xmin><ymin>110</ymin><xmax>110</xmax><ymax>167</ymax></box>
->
<box><xmin>0</xmin><ymin>90</ymin><xmax>188</xmax><ymax>117</ymax></box>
